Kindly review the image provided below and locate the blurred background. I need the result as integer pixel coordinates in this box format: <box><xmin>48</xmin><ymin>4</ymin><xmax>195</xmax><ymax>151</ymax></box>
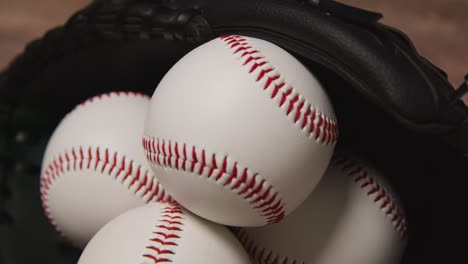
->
<box><xmin>0</xmin><ymin>0</ymin><xmax>466</xmax><ymax>99</ymax></box>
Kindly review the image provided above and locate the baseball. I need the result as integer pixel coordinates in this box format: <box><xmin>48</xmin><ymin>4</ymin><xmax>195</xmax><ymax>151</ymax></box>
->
<box><xmin>40</xmin><ymin>91</ymin><xmax>172</xmax><ymax>249</ymax></box>
<box><xmin>78</xmin><ymin>202</ymin><xmax>251</xmax><ymax>264</ymax></box>
<box><xmin>142</xmin><ymin>35</ymin><xmax>338</xmax><ymax>227</ymax></box>
<box><xmin>236</xmin><ymin>154</ymin><xmax>407</xmax><ymax>264</ymax></box>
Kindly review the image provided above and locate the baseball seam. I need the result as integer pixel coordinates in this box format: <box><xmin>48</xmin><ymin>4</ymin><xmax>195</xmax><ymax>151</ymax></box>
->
<box><xmin>236</xmin><ymin>156</ymin><xmax>407</xmax><ymax>264</ymax></box>
<box><xmin>40</xmin><ymin>146</ymin><xmax>172</xmax><ymax>233</ymax></box>
<box><xmin>142</xmin><ymin>136</ymin><xmax>286</xmax><ymax>225</ymax></box>
<box><xmin>40</xmin><ymin>91</ymin><xmax>171</xmax><ymax>235</ymax></box>
<box><xmin>332</xmin><ymin>156</ymin><xmax>407</xmax><ymax>239</ymax></box>
<box><xmin>236</xmin><ymin>228</ymin><xmax>305</xmax><ymax>264</ymax></box>
<box><xmin>142</xmin><ymin>202</ymin><xmax>184</xmax><ymax>264</ymax></box>
<box><xmin>78</xmin><ymin>91</ymin><xmax>150</xmax><ymax>107</ymax></box>
<box><xmin>219</xmin><ymin>35</ymin><xmax>338</xmax><ymax>145</ymax></box>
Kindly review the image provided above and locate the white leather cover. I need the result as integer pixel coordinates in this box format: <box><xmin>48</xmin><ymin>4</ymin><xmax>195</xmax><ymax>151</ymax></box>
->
<box><xmin>40</xmin><ymin>92</ymin><xmax>171</xmax><ymax>248</ymax></box>
<box><xmin>143</xmin><ymin>35</ymin><xmax>337</xmax><ymax>226</ymax></box>
<box><xmin>237</xmin><ymin>155</ymin><xmax>407</xmax><ymax>264</ymax></box>
<box><xmin>78</xmin><ymin>203</ymin><xmax>251</xmax><ymax>264</ymax></box>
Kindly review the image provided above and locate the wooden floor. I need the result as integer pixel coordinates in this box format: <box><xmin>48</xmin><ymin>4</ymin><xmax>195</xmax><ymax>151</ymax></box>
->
<box><xmin>0</xmin><ymin>0</ymin><xmax>466</xmax><ymax>97</ymax></box>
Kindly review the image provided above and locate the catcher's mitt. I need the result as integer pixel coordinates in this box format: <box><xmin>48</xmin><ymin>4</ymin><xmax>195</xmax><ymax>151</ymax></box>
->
<box><xmin>1</xmin><ymin>0</ymin><xmax>467</xmax><ymax>263</ymax></box>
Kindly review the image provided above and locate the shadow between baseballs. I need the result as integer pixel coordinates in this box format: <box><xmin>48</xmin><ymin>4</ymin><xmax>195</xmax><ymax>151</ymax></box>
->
<box><xmin>289</xmin><ymin>168</ymin><xmax>351</xmax><ymax>262</ymax></box>
<box><xmin>240</xmin><ymin>169</ymin><xmax>352</xmax><ymax>263</ymax></box>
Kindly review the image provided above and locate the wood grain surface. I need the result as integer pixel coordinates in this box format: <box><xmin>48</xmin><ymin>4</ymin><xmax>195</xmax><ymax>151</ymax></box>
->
<box><xmin>341</xmin><ymin>0</ymin><xmax>467</xmax><ymax>89</ymax></box>
<box><xmin>0</xmin><ymin>0</ymin><xmax>466</xmax><ymax>97</ymax></box>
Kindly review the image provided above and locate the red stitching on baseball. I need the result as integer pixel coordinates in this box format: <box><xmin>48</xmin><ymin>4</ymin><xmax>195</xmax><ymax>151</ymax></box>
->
<box><xmin>143</xmin><ymin>202</ymin><xmax>184</xmax><ymax>263</ymax></box>
<box><xmin>236</xmin><ymin>156</ymin><xmax>407</xmax><ymax>264</ymax></box>
<box><xmin>219</xmin><ymin>35</ymin><xmax>338</xmax><ymax>146</ymax></box>
<box><xmin>40</xmin><ymin>146</ymin><xmax>172</xmax><ymax>235</ymax></box>
<box><xmin>40</xmin><ymin>91</ymin><xmax>168</xmax><ymax>236</ymax></box>
<box><xmin>237</xmin><ymin>229</ymin><xmax>303</xmax><ymax>264</ymax></box>
<box><xmin>332</xmin><ymin>156</ymin><xmax>408</xmax><ymax>239</ymax></box>
<box><xmin>142</xmin><ymin>136</ymin><xmax>286</xmax><ymax>225</ymax></box>
<box><xmin>79</xmin><ymin>91</ymin><xmax>150</xmax><ymax>107</ymax></box>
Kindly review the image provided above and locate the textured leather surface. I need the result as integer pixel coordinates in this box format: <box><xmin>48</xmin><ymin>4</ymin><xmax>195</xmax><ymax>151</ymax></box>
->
<box><xmin>1</xmin><ymin>0</ymin><xmax>467</xmax><ymax>263</ymax></box>
<box><xmin>2</xmin><ymin>0</ymin><xmax>467</xmax><ymax>149</ymax></box>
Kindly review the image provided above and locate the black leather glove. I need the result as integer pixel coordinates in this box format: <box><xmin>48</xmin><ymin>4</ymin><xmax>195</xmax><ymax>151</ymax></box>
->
<box><xmin>1</xmin><ymin>0</ymin><xmax>467</xmax><ymax>263</ymax></box>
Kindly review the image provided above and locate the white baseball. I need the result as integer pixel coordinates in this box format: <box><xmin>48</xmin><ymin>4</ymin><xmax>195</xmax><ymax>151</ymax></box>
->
<box><xmin>143</xmin><ymin>35</ymin><xmax>338</xmax><ymax>227</ymax></box>
<box><xmin>78</xmin><ymin>202</ymin><xmax>251</xmax><ymax>264</ymax></box>
<box><xmin>236</xmin><ymin>154</ymin><xmax>408</xmax><ymax>264</ymax></box>
<box><xmin>40</xmin><ymin>92</ymin><xmax>172</xmax><ymax>249</ymax></box>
